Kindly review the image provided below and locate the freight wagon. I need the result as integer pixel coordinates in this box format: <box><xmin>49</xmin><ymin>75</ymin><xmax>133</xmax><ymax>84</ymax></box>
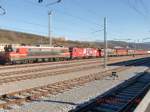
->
<box><xmin>69</xmin><ymin>47</ymin><xmax>101</xmax><ymax>59</ymax></box>
<box><xmin>116</xmin><ymin>48</ymin><xmax>128</xmax><ymax>56</ymax></box>
<box><xmin>134</xmin><ymin>50</ymin><xmax>148</xmax><ymax>55</ymax></box>
<box><xmin>101</xmin><ymin>49</ymin><xmax>116</xmax><ymax>57</ymax></box>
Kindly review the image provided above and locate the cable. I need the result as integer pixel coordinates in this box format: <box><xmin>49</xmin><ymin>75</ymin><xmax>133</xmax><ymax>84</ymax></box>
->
<box><xmin>38</xmin><ymin>0</ymin><xmax>43</xmax><ymax>3</ymax></box>
<box><xmin>127</xmin><ymin>0</ymin><xmax>146</xmax><ymax>17</ymax></box>
<box><xmin>68</xmin><ymin>0</ymin><xmax>102</xmax><ymax>21</ymax></box>
<box><xmin>25</xmin><ymin>0</ymin><xmax>101</xmax><ymax>27</ymax></box>
<box><xmin>137</xmin><ymin>0</ymin><xmax>149</xmax><ymax>14</ymax></box>
<box><xmin>46</xmin><ymin>0</ymin><xmax>62</xmax><ymax>7</ymax></box>
<box><xmin>56</xmin><ymin>7</ymin><xmax>100</xmax><ymax>27</ymax></box>
<box><xmin>91</xmin><ymin>29</ymin><xmax>104</xmax><ymax>34</ymax></box>
<box><xmin>0</xmin><ymin>5</ymin><xmax>6</xmax><ymax>15</ymax></box>
<box><xmin>24</xmin><ymin>0</ymin><xmax>46</xmax><ymax>8</ymax></box>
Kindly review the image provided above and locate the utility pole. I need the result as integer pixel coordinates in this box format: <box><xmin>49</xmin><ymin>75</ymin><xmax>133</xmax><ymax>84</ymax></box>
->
<box><xmin>104</xmin><ymin>17</ymin><xmax>107</xmax><ymax>69</ymax></box>
<box><xmin>48</xmin><ymin>11</ymin><xmax>52</xmax><ymax>46</ymax></box>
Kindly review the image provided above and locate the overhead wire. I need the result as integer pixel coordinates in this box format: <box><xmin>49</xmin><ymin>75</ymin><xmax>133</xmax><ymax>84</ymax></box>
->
<box><xmin>126</xmin><ymin>0</ymin><xmax>150</xmax><ymax>19</ymax></box>
<box><xmin>127</xmin><ymin>0</ymin><xmax>146</xmax><ymax>17</ymax></box>
<box><xmin>0</xmin><ymin>15</ymin><xmax>95</xmax><ymax>38</ymax></box>
<box><xmin>59</xmin><ymin>0</ymin><xmax>105</xmax><ymax>34</ymax></box>
<box><xmin>0</xmin><ymin>5</ymin><xmax>6</xmax><ymax>15</ymax></box>
<box><xmin>136</xmin><ymin>0</ymin><xmax>149</xmax><ymax>14</ymax></box>
<box><xmin>68</xmin><ymin>0</ymin><xmax>102</xmax><ymax>21</ymax></box>
<box><xmin>23</xmin><ymin>0</ymin><xmax>104</xmax><ymax>39</ymax></box>
<box><xmin>91</xmin><ymin>29</ymin><xmax>104</xmax><ymax>34</ymax></box>
<box><xmin>25</xmin><ymin>0</ymin><xmax>101</xmax><ymax>28</ymax></box>
<box><xmin>0</xmin><ymin>0</ymin><xmax>103</xmax><ymax>41</ymax></box>
<box><xmin>46</xmin><ymin>0</ymin><xmax>62</xmax><ymax>7</ymax></box>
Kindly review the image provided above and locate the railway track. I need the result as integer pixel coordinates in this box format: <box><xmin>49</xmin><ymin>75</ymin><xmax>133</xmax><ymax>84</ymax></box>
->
<box><xmin>0</xmin><ymin>57</ymin><xmax>149</xmax><ymax>85</ymax></box>
<box><xmin>71</xmin><ymin>69</ymin><xmax>150</xmax><ymax>112</ymax></box>
<box><xmin>0</xmin><ymin>60</ymin><xmax>100</xmax><ymax>77</ymax></box>
<box><xmin>0</xmin><ymin>55</ymin><xmax>148</xmax><ymax>70</ymax></box>
<box><xmin>0</xmin><ymin>57</ymin><xmax>149</xmax><ymax>109</ymax></box>
<box><xmin>0</xmin><ymin>58</ymin><xmax>101</xmax><ymax>70</ymax></box>
<box><xmin>0</xmin><ymin>55</ymin><xmax>141</xmax><ymax>78</ymax></box>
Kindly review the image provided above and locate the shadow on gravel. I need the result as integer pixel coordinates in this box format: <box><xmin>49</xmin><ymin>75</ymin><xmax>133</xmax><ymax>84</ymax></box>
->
<box><xmin>32</xmin><ymin>99</ymin><xmax>78</xmax><ymax>106</ymax></box>
<box><xmin>108</xmin><ymin>57</ymin><xmax>150</xmax><ymax>67</ymax></box>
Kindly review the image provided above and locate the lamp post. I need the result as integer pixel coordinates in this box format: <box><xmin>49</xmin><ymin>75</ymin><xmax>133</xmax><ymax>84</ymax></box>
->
<box><xmin>48</xmin><ymin>11</ymin><xmax>52</xmax><ymax>46</ymax></box>
<box><xmin>46</xmin><ymin>0</ymin><xmax>62</xmax><ymax>46</ymax></box>
<box><xmin>104</xmin><ymin>17</ymin><xmax>107</xmax><ymax>69</ymax></box>
<box><xmin>38</xmin><ymin>0</ymin><xmax>62</xmax><ymax>46</ymax></box>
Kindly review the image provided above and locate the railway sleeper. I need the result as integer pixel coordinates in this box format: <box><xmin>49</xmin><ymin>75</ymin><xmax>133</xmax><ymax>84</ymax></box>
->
<box><xmin>96</xmin><ymin>103</ymin><xmax>121</xmax><ymax>111</ymax></box>
<box><xmin>91</xmin><ymin>106</ymin><xmax>116</xmax><ymax>112</ymax></box>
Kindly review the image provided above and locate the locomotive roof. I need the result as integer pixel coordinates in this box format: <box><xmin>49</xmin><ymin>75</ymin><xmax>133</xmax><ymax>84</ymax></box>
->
<box><xmin>14</xmin><ymin>46</ymin><xmax>68</xmax><ymax>49</ymax></box>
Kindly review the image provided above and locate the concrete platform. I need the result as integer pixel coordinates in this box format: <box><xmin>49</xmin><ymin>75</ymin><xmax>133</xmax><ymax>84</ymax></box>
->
<box><xmin>145</xmin><ymin>103</ymin><xmax>150</xmax><ymax>112</ymax></box>
<box><xmin>134</xmin><ymin>89</ymin><xmax>150</xmax><ymax>112</ymax></box>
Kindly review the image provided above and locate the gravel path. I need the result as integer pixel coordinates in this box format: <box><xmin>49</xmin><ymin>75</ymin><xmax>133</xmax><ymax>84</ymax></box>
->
<box><xmin>2</xmin><ymin>65</ymin><xmax>148</xmax><ymax>112</ymax></box>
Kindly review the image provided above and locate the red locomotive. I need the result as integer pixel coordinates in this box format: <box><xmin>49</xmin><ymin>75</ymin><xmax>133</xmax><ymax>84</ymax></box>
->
<box><xmin>0</xmin><ymin>45</ymin><xmax>70</xmax><ymax>64</ymax></box>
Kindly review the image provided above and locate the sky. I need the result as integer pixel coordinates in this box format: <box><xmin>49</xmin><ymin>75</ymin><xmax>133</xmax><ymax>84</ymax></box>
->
<box><xmin>0</xmin><ymin>0</ymin><xmax>150</xmax><ymax>42</ymax></box>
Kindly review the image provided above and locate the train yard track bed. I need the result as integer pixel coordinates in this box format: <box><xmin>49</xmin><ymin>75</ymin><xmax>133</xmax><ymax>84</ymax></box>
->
<box><xmin>0</xmin><ymin>57</ymin><xmax>150</xmax><ymax>112</ymax></box>
<box><xmin>0</xmin><ymin>57</ymin><xmax>149</xmax><ymax>96</ymax></box>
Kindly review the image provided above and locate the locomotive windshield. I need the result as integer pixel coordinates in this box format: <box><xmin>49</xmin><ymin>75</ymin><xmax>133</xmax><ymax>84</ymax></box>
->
<box><xmin>4</xmin><ymin>45</ymin><xmax>13</xmax><ymax>52</ymax></box>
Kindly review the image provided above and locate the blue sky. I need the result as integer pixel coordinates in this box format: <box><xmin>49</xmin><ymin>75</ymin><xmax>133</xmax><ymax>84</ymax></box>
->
<box><xmin>0</xmin><ymin>0</ymin><xmax>150</xmax><ymax>42</ymax></box>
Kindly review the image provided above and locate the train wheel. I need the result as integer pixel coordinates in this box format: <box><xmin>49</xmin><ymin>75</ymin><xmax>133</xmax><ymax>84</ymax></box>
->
<box><xmin>0</xmin><ymin>61</ymin><xmax>5</xmax><ymax>65</ymax></box>
<box><xmin>11</xmin><ymin>61</ymin><xmax>16</xmax><ymax>65</ymax></box>
<box><xmin>24</xmin><ymin>60</ymin><xmax>28</xmax><ymax>64</ymax></box>
<box><xmin>61</xmin><ymin>58</ymin><xmax>65</xmax><ymax>61</ymax></box>
<box><xmin>45</xmin><ymin>58</ymin><xmax>49</xmax><ymax>62</ymax></box>
<box><xmin>48</xmin><ymin>58</ymin><xmax>51</xmax><ymax>62</ymax></box>
<box><xmin>42</xmin><ymin>58</ymin><xmax>45</xmax><ymax>62</ymax></box>
<box><xmin>29</xmin><ymin>60</ymin><xmax>33</xmax><ymax>63</ymax></box>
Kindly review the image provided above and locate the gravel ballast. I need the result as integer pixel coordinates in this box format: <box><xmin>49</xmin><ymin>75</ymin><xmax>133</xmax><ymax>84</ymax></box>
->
<box><xmin>6</xmin><ymin>65</ymin><xmax>148</xmax><ymax>112</ymax></box>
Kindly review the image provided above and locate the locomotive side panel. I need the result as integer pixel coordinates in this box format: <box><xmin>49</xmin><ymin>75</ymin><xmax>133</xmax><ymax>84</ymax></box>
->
<box><xmin>116</xmin><ymin>49</ymin><xmax>128</xmax><ymax>56</ymax></box>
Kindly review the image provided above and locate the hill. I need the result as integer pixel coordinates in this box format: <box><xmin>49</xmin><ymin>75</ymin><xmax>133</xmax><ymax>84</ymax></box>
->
<box><xmin>0</xmin><ymin>29</ymin><xmax>150</xmax><ymax>50</ymax></box>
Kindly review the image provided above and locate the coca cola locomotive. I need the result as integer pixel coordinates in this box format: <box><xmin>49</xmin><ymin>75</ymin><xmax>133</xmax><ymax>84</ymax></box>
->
<box><xmin>0</xmin><ymin>45</ymin><xmax>148</xmax><ymax>64</ymax></box>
